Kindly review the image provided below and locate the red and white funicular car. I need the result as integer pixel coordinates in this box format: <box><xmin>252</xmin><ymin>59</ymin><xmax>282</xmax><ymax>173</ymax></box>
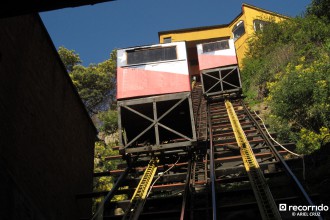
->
<box><xmin>197</xmin><ymin>39</ymin><xmax>242</xmax><ymax>96</ymax></box>
<box><xmin>116</xmin><ymin>42</ymin><xmax>196</xmax><ymax>155</ymax></box>
<box><xmin>117</xmin><ymin>41</ymin><xmax>191</xmax><ymax>100</ymax></box>
<box><xmin>197</xmin><ymin>38</ymin><xmax>238</xmax><ymax>70</ymax></box>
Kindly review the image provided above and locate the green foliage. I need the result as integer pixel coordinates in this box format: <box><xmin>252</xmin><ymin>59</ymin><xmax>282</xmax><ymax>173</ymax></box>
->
<box><xmin>266</xmin><ymin>114</ymin><xmax>293</xmax><ymax>142</ymax></box>
<box><xmin>58</xmin><ymin>47</ymin><xmax>117</xmax><ymax>114</ymax></box>
<box><xmin>58</xmin><ymin>48</ymin><xmax>120</xmax><ymax>212</ymax></box>
<box><xmin>97</xmin><ymin>49</ymin><xmax>117</xmax><ymax>76</ymax></box>
<box><xmin>242</xmin><ymin>7</ymin><xmax>330</xmax><ymax>153</ymax></box>
<box><xmin>267</xmin><ymin>54</ymin><xmax>330</xmax><ymax>132</ymax></box>
<box><xmin>93</xmin><ymin>141</ymin><xmax>124</xmax><ymax>211</ymax></box>
<box><xmin>58</xmin><ymin>46</ymin><xmax>82</xmax><ymax>72</ymax></box>
<box><xmin>94</xmin><ymin>141</ymin><xmax>118</xmax><ymax>173</ymax></box>
<box><xmin>307</xmin><ymin>0</ymin><xmax>330</xmax><ymax>21</ymax></box>
<box><xmin>98</xmin><ymin>109</ymin><xmax>118</xmax><ymax>134</ymax></box>
<box><xmin>69</xmin><ymin>65</ymin><xmax>113</xmax><ymax>113</ymax></box>
<box><xmin>296</xmin><ymin>127</ymin><xmax>330</xmax><ymax>154</ymax></box>
<box><xmin>243</xmin><ymin>16</ymin><xmax>330</xmax><ymax>98</ymax></box>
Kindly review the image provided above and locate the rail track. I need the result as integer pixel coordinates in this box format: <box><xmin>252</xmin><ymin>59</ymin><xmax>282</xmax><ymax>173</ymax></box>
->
<box><xmin>84</xmin><ymin>82</ymin><xmax>321</xmax><ymax>220</ymax></box>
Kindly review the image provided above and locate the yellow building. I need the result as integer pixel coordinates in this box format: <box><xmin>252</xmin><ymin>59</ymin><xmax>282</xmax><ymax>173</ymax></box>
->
<box><xmin>158</xmin><ymin>3</ymin><xmax>288</xmax><ymax>75</ymax></box>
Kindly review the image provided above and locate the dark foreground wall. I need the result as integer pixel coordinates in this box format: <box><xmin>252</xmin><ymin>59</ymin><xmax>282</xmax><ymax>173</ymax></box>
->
<box><xmin>0</xmin><ymin>14</ymin><xmax>97</xmax><ymax>219</ymax></box>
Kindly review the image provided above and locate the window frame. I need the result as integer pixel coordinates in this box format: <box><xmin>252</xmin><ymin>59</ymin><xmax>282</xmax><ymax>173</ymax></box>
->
<box><xmin>126</xmin><ymin>46</ymin><xmax>177</xmax><ymax>65</ymax></box>
<box><xmin>253</xmin><ymin>19</ymin><xmax>270</xmax><ymax>32</ymax></box>
<box><xmin>232</xmin><ymin>20</ymin><xmax>245</xmax><ymax>41</ymax></box>
<box><xmin>202</xmin><ymin>40</ymin><xmax>230</xmax><ymax>53</ymax></box>
<box><xmin>163</xmin><ymin>37</ymin><xmax>172</xmax><ymax>43</ymax></box>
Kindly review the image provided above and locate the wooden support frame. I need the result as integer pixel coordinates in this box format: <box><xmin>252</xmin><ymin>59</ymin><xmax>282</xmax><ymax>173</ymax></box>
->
<box><xmin>118</xmin><ymin>92</ymin><xmax>197</xmax><ymax>154</ymax></box>
<box><xmin>201</xmin><ymin>65</ymin><xmax>242</xmax><ymax>97</ymax></box>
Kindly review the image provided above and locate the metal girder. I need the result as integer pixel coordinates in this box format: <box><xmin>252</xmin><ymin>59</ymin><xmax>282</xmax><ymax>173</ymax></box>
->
<box><xmin>201</xmin><ymin>66</ymin><xmax>242</xmax><ymax>97</ymax></box>
<box><xmin>118</xmin><ymin>92</ymin><xmax>196</xmax><ymax>154</ymax></box>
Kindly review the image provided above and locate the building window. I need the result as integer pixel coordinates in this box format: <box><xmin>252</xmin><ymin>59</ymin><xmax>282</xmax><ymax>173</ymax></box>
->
<box><xmin>232</xmin><ymin>20</ymin><xmax>245</xmax><ymax>41</ymax></box>
<box><xmin>253</xmin><ymin>19</ymin><xmax>270</xmax><ymax>32</ymax></box>
<box><xmin>127</xmin><ymin>46</ymin><xmax>177</xmax><ymax>65</ymax></box>
<box><xmin>163</xmin><ymin>37</ymin><xmax>172</xmax><ymax>43</ymax></box>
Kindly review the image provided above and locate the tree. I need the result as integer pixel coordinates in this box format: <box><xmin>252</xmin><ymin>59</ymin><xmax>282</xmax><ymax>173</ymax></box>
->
<box><xmin>58</xmin><ymin>47</ymin><xmax>121</xmax><ymax>212</ymax></box>
<box><xmin>58</xmin><ymin>47</ymin><xmax>117</xmax><ymax>114</ymax></box>
<box><xmin>307</xmin><ymin>0</ymin><xmax>330</xmax><ymax>21</ymax></box>
<box><xmin>98</xmin><ymin>109</ymin><xmax>118</xmax><ymax>134</ymax></box>
<box><xmin>69</xmin><ymin>65</ymin><xmax>113</xmax><ymax>113</ymax></box>
<box><xmin>58</xmin><ymin>46</ymin><xmax>82</xmax><ymax>72</ymax></box>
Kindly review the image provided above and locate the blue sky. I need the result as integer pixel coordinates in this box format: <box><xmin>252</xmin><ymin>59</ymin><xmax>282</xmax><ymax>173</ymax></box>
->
<box><xmin>40</xmin><ymin>0</ymin><xmax>311</xmax><ymax>66</ymax></box>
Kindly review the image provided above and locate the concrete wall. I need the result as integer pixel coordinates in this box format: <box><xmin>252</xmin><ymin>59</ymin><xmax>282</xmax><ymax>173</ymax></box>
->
<box><xmin>0</xmin><ymin>14</ymin><xmax>97</xmax><ymax>220</ymax></box>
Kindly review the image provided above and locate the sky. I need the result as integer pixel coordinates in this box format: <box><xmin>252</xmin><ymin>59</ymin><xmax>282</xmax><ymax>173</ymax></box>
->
<box><xmin>40</xmin><ymin>0</ymin><xmax>311</xmax><ymax>66</ymax></box>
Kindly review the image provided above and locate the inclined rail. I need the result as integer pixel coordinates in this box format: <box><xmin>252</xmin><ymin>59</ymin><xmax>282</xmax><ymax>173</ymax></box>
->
<box><xmin>85</xmin><ymin>82</ymin><xmax>321</xmax><ymax>220</ymax></box>
<box><xmin>240</xmin><ymin>100</ymin><xmax>318</xmax><ymax>211</ymax></box>
<box><xmin>207</xmin><ymin>102</ymin><xmax>217</xmax><ymax>220</ymax></box>
<box><xmin>206</xmin><ymin>95</ymin><xmax>322</xmax><ymax>220</ymax></box>
<box><xmin>122</xmin><ymin>158</ymin><xmax>159</xmax><ymax>220</ymax></box>
<box><xmin>224</xmin><ymin>100</ymin><xmax>281</xmax><ymax>220</ymax></box>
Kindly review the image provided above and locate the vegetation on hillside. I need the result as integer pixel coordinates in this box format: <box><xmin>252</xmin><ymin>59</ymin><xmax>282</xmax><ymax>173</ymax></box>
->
<box><xmin>241</xmin><ymin>0</ymin><xmax>330</xmax><ymax>154</ymax></box>
<box><xmin>58</xmin><ymin>46</ymin><xmax>120</xmax><ymax>212</ymax></box>
<box><xmin>58</xmin><ymin>46</ymin><xmax>117</xmax><ymax>114</ymax></box>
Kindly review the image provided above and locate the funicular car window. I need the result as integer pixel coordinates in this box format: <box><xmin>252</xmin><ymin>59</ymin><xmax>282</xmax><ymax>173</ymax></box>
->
<box><xmin>127</xmin><ymin>46</ymin><xmax>177</xmax><ymax>65</ymax></box>
<box><xmin>202</xmin><ymin>40</ymin><xmax>229</xmax><ymax>53</ymax></box>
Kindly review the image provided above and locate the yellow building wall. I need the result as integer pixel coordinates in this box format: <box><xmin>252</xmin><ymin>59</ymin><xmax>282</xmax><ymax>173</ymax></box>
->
<box><xmin>159</xmin><ymin>4</ymin><xmax>288</xmax><ymax>69</ymax></box>
<box><xmin>159</xmin><ymin>27</ymin><xmax>231</xmax><ymax>43</ymax></box>
<box><xmin>231</xmin><ymin>5</ymin><xmax>288</xmax><ymax>67</ymax></box>
<box><xmin>228</xmin><ymin>12</ymin><xmax>246</xmax><ymax>68</ymax></box>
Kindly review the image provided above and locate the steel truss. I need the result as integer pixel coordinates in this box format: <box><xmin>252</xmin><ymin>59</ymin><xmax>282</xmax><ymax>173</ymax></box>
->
<box><xmin>201</xmin><ymin>66</ymin><xmax>242</xmax><ymax>97</ymax></box>
<box><xmin>118</xmin><ymin>92</ymin><xmax>197</xmax><ymax>154</ymax></box>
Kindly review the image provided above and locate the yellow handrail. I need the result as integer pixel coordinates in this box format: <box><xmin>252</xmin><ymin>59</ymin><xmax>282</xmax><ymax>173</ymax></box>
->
<box><xmin>123</xmin><ymin>157</ymin><xmax>159</xmax><ymax>220</ymax></box>
<box><xmin>225</xmin><ymin>100</ymin><xmax>281</xmax><ymax>220</ymax></box>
